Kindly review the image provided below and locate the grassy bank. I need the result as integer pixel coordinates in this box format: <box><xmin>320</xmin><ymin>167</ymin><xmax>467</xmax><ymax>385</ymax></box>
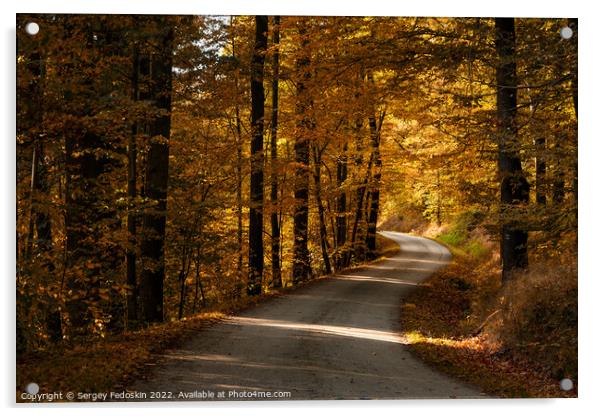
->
<box><xmin>400</xmin><ymin>215</ymin><xmax>577</xmax><ymax>398</ymax></box>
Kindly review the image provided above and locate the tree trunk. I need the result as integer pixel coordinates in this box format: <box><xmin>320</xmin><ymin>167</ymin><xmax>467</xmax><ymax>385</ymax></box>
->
<box><xmin>365</xmin><ymin>110</ymin><xmax>382</xmax><ymax>258</ymax></box>
<box><xmin>127</xmin><ymin>44</ymin><xmax>139</xmax><ymax>324</ymax></box>
<box><xmin>230</xmin><ymin>16</ymin><xmax>245</xmax><ymax>287</ymax></box>
<box><xmin>292</xmin><ymin>21</ymin><xmax>312</xmax><ymax>284</ymax></box>
<box><xmin>248</xmin><ymin>15</ymin><xmax>268</xmax><ymax>296</ymax></box>
<box><xmin>139</xmin><ymin>21</ymin><xmax>174</xmax><ymax>323</ymax></box>
<box><xmin>270</xmin><ymin>16</ymin><xmax>282</xmax><ymax>289</ymax></box>
<box><xmin>347</xmin><ymin>152</ymin><xmax>373</xmax><ymax>266</ymax></box>
<box><xmin>495</xmin><ymin>18</ymin><xmax>529</xmax><ymax>283</ymax></box>
<box><xmin>312</xmin><ymin>145</ymin><xmax>333</xmax><ymax>275</ymax></box>
<box><xmin>568</xmin><ymin>18</ymin><xmax>578</xmax><ymax>223</ymax></box>
<box><xmin>335</xmin><ymin>143</ymin><xmax>347</xmax><ymax>271</ymax></box>
<box><xmin>535</xmin><ymin>137</ymin><xmax>546</xmax><ymax>205</ymax></box>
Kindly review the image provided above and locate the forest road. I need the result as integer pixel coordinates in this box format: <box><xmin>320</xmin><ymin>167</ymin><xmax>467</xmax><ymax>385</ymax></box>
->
<box><xmin>129</xmin><ymin>231</ymin><xmax>486</xmax><ymax>401</ymax></box>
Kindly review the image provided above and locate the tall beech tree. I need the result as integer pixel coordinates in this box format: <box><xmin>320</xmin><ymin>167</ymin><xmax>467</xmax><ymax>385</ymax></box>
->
<box><xmin>292</xmin><ymin>21</ymin><xmax>312</xmax><ymax>283</ymax></box>
<box><xmin>248</xmin><ymin>15</ymin><xmax>268</xmax><ymax>296</ymax></box>
<box><xmin>495</xmin><ymin>18</ymin><xmax>529</xmax><ymax>282</ymax></box>
<box><xmin>126</xmin><ymin>42</ymin><xmax>140</xmax><ymax>324</ymax></box>
<box><xmin>139</xmin><ymin>19</ymin><xmax>175</xmax><ymax>323</ymax></box>
<box><xmin>270</xmin><ymin>16</ymin><xmax>282</xmax><ymax>288</ymax></box>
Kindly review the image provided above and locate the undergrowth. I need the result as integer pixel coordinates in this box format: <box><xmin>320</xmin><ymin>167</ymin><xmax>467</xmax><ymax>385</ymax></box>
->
<box><xmin>401</xmin><ymin>211</ymin><xmax>577</xmax><ymax>398</ymax></box>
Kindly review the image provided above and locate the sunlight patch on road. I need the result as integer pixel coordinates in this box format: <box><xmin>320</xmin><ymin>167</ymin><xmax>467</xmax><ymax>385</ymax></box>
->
<box><xmin>386</xmin><ymin>257</ymin><xmax>450</xmax><ymax>265</ymax></box>
<box><xmin>333</xmin><ymin>274</ymin><xmax>423</xmax><ymax>286</ymax></box>
<box><xmin>229</xmin><ymin>317</ymin><xmax>409</xmax><ymax>344</ymax></box>
<box><xmin>360</xmin><ymin>264</ymin><xmax>436</xmax><ymax>273</ymax></box>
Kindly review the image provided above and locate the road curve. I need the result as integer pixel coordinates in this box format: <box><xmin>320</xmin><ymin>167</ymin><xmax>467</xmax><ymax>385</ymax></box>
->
<box><xmin>129</xmin><ymin>232</ymin><xmax>484</xmax><ymax>400</ymax></box>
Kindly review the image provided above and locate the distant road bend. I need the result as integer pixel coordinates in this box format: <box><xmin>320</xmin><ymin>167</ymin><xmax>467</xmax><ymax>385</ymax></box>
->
<box><xmin>131</xmin><ymin>231</ymin><xmax>485</xmax><ymax>400</ymax></box>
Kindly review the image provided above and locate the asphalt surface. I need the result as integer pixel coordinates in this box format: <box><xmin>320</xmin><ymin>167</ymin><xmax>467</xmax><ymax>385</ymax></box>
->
<box><xmin>129</xmin><ymin>231</ymin><xmax>485</xmax><ymax>401</ymax></box>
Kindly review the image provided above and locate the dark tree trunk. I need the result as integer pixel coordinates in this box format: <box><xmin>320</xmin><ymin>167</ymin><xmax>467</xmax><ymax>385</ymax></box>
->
<box><xmin>335</xmin><ymin>143</ymin><xmax>347</xmax><ymax>271</ymax></box>
<box><xmin>312</xmin><ymin>145</ymin><xmax>333</xmax><ymax>275</ymax></box>
<box><xmin>347</xmin><ymin>153</ymin><xmax>373</xmax><ymax>267</ymax></box>
<box><xmin>127</xmin><ymin>44</ymin><xmax>139</xmax><ymax>324</ymax></box>
<box><xmin>568</xmin><ymin>18</ymin><xmax>578</xmax><ymax>118</ymax></box>
<box><xmin>139</xmin><ymin>21</ymin><xmax>174</xmax><ymax>323</ymax></box>
<box><xmin>292</xmin><ymin>21</ymin><xmax>312</xmax><ymax>284</ymax></box>
<box><xmin>535</xmin><ymin>137</ymin><xmax>546</xmax><ymax>205</ymax></box>
<box><xmin>495</xmin><ymin>18</ymin><xmax>530</xmax><ymax>283</ymax></box>
<box><xmin>270</xmin><ymin>16</ymin><xmax>282</xmax><ymax>289</ymax></box>
<box><xmin>568</xmin><ymin>18</ymin><xmax>578</xmax><ymax>222</ymax></box>
<box><xmin>230</xmin><ymin>16</ymin><xmax>244</xmax><ymax>287</ymax></box>
<box><xmin>365</xmin><ymin>111</ymin><xmax>382</xmax><ymax>258</ymax></box>
<box><xmin>248</xmin><ymin>15</ymin><xmax>268</xmax><ymax>296</ymax></box>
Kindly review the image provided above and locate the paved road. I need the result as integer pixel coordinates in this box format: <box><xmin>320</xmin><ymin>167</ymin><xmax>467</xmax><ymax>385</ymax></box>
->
<box><xmin>129</xmin><ymin>232</ymin><xmax>484</xmax><ymax>401</ymax></box>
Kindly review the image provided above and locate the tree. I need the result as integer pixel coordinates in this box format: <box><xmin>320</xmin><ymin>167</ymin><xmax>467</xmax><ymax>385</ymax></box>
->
<box><xmin>292</xmin><ymin>20</ymin><xmax>312</xmax><ymax>283</ymax></box>
<box><xmin>495</xmin><ymin>18</ymin><xmax>529</xmax><ymax>282</ymax></box>
<box><xmin>126</xmin><ymin>41</ymin><xmax>140</xmax><ymax>324</ymax></box>
<box><xmin>139</xmin><ymin>18</ymin><xmax>175</xmax><ymax>323</ymax></box>
<box><xmin>270</xmin><ymin>16</ymin><xmax>283</xmax><ymax>288</ymax></box>
<box><xmin>248</xmin><ymin>15</ymin><xmax>268</xmax><ymax>296</ymax></box>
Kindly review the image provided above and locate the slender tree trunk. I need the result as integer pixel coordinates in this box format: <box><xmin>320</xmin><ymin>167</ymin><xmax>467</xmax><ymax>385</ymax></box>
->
<box><xmin>192</xmin><ymin>246</ymin><xmax>207</xmax><ymax>313</ymax></box>
<box><xmin>292</xmin><ymin>21</ymin><xmax>312</xmax><ymax>284</ymax></box>
<box><xmin>568</xmin><ymin>18</ymin><xmax>578</xmax><ymax>222</ymax></box>
<box><xmin>495</xmin><ymin>18</ymin><xmax>529</xmax><ymax>283</ymax></box>
<box><xmin>139</xmin><ymin>21</ymin><xmax>174</xmax><ymax>323</ymax></box>
<box><xmin>248</xmin><ymin>15</ymin><xmax>268</xmax><ymax>296</ymax></box>
<box><xmin>568</xmin><ymin>18</ymin><xmax>578</xmax><ymax>119</ymax></box>
<box><xmin>270</xmin><ymin>16</ymin><xmax>282</xmax><ymax>289</ymax></box>
<box><xmin>335</xmin><ymin>143</ymin><xmax>347</xmax><ymax>271</ymax></box>
<box><xmin>230</xmin><ymin>16</ymin><xmax>245</xmax><ymax>285</ymax></box>
<box><xmin>365</xmin><ymin>110</ymin><xmax>382</xmax><ymax>258</ymax></box>
<box><xmin>312</xmin><ymin>145</ymin><xmax>333</xmax><ymax>275</ymax></box>
<box><xmin>127</xmin><ymin>44</ymin><xmax>139</xmax><ymax>324</ymax></box>
<box><xmin>347</xmin><ymin>153</ymin><xmax>373</xmax><ymax>266</ymax></box>
<box><xmin>435</xmin><ymin>168</ymin><xmax>442</xmax><ymax>226</ymax></box>
<box><xmin>535</xmin><ymin>137</ymin><xmax>547</xmax><ymax>205</ymax></box>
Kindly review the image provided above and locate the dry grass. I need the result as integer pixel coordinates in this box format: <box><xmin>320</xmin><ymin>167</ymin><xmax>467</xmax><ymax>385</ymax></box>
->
<box><xmin>491</xmin><ymin>261</ymin><xmax>578</xmax><ymax>382</ymax></box>
<box><xmin>400</xmin><ymin>230</ymin><xmax>577</xmax><ymax>398</ymax></box>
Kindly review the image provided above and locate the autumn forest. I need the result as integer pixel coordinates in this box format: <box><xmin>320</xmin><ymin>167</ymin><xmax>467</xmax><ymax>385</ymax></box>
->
<box><xmin>16</xmin><ymin>15</ymin><xmax>577</xmax><ymax>400</ymax></box>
